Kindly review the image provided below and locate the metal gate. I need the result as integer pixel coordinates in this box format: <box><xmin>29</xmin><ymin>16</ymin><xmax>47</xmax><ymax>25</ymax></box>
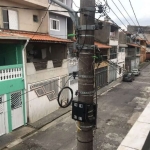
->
<box><xmin>0</xmin><ymin>95</ymin><xmax>6</xmax><ymax>136</ymax></box>
<box><xmin>96</xmin><ymin>67</ymin><xmax>108</xmax><ymax>89</ymax></box>
<box><xmin>109</xmin><ymin>65</ymin><xmax>117</xmax><ymax>83</ymax></box>
<box><xmin>11</xmin><ymin>91</ymin><xmax>24</xmax><ymax>130</ymax></box>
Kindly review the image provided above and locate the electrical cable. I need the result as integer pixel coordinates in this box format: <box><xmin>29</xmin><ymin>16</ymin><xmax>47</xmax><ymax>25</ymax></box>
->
<box><xmin>111</xmin><ymin>0</ymin><xmax>131</xmax><ymax>25</ymax></box>
<box><xmin>31</xmin><ymin>2</ymin><xmax>52</xmax><ymax>39</ymax></box>
<box><xmin>57</xmin><ymin>86</ymin><xmax>73</xmax><ymax>108</ymax></box>
<box><xmin>117</xmin><ymin>0</ymin><xmax>136</xmax><ymax>25</ymax></box>
<box><xmin>73</xmin><ymin>1</ymin><xmax>80</xmax><ymax>9</ymax></box>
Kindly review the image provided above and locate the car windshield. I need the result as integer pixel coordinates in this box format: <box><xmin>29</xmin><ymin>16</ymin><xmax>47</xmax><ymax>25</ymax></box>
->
<box><xmin>124</xmin><ymin>73</ymin><xmax>131</xmax><ymax>77</ymax></box>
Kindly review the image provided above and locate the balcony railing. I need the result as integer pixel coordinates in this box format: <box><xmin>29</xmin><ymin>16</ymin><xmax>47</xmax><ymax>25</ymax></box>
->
<box><xmin>0</xmin><ymin>64</ymin><xmax>23</xmax><ymax>81</ymax></box>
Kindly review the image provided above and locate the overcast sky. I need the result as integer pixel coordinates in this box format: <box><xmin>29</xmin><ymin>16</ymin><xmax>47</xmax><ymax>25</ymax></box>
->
<box><xmin>73</xmin><ymin>0</ymin><xmax>150</xmax><ymax>29</ymax></box>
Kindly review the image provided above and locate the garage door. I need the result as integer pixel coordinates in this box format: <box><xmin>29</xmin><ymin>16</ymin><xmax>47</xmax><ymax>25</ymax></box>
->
<box><xmin>109</xmin><ymin>65</ymin><xmax>117</xmax><ymax>83</ymax></box>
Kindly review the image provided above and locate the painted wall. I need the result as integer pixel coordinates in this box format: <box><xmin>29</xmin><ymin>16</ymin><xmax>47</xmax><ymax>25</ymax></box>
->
<box><xmin>49</xmin><ymin>13</ymin><xmax>67</xmax><ymax>39</ymax></box>
<box><xmin>0</xmin><ymin>44</ymin><xmax>22</xmax><ymax>66</ymax></box>
<box><xmin>0</xmin><ymin>0</ymin><xmax>48</xmax><ymax>33</ymax></box>
<box><xmin>26</xmin><ymin>59</ymin><xmax>69</xmax><ymax>123</ymax></box>
<box><xmin>109</xmin><ymin>40</ymin><xmax>118</xmax><ymax>46</ymax></box>
<box><xmin>94</xmin><ymin>21</ymin><xmax>110</xmax><ymax>44</ymax></box>
<box><xmin>24</xmin><ymin>0</ymin><xmax>48</xmax><ymax>7</ymax></box>
<box><xmin>49</xmin><ymin>0</ymin><xmax>72</xmax><ymax>17</ymax></box>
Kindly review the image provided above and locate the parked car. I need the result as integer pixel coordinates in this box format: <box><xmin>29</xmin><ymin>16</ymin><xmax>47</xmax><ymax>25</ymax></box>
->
<box><xmin>122</xmin><ymin>72</ymin><xmax>135</xmax><ymax>82</ymax></box>
<box><xmin>132</xmin><ymin>69</ymin><xmax>140</xmax><ymax>76</ymax></box>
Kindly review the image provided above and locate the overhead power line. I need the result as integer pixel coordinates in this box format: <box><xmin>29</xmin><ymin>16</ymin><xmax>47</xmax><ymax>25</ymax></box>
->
<box><xmin>111</xmin><ymin>0</ymin><xmax>131</xmax><ymax>25</ymax></box>
<box><xmin>102</xmin><ymin>0</ymin><xmax>127</xmax><ymax>29</ymax></box>
<box><xmin>117</xmin><ymin>0</ymin><xmax>136</xmax><ymax>25</ymax></box>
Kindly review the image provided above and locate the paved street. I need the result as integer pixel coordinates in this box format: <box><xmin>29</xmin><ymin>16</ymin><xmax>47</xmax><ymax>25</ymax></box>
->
<box><xmin>8</xmin><ymin>64</ymin><xmax>150</xmax><ymax>150</ymax></box>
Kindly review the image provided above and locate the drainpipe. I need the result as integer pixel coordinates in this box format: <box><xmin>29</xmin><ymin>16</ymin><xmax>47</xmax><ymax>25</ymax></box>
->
<box><xmin>22</xmin><ymin>39</ymin><xmax>29</xmax><ymax>124</ymax></box>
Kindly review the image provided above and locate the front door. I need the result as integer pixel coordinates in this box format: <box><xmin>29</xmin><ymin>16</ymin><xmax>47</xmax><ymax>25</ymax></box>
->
<box><xmin>0</xmin><ymin>95</ymin><xmax>6</xmax><ymax>136</ymax></box>
<box><xmin>11</xmin><ymin>91</ymin><xmax>24</xmax><ymax>130</ymax></box>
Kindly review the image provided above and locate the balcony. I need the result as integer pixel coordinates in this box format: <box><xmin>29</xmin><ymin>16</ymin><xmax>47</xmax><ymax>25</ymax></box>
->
<box><xmin>0</xmin><ymin>64</ymin><xmax>23</xmax><ymax>82</ymax></box>
<box><xmin>9</xmin><ymin>0</ymin><xmax>48</xmax><ymax>8</ymax></box>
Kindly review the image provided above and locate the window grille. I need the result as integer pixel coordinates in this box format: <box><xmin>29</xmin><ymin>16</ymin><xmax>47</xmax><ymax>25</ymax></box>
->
<box><xmin>11</xmin><ymin>91</ymin><xmax>22</xmax><ymax>110</ymax></box>
<box><xmin>0</xmin><ymin>68</ymin><xmax>22</xmax><ymax>81</ymax></box>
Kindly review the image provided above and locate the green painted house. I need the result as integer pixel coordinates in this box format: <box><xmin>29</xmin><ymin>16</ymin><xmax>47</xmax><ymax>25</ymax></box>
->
<box><xmin>0</xmin><ymin>34</ymin><xmax>28</xmax><ymax>136</ymax></box>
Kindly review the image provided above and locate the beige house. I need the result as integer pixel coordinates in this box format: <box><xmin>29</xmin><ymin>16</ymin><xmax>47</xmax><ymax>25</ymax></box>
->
<box><xmin>0</xmin><ymin>0</ymin><xmax>49</xmax><ymax>33</ymax></box>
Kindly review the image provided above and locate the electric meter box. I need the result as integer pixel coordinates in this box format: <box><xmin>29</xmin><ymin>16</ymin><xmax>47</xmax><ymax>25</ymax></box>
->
<box><xmin>72</xmin><ymin>100</ymin><xmax>87</xmax><ymax>122</ymax></box>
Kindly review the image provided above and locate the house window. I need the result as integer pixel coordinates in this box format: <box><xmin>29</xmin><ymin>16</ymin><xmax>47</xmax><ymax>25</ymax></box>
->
<box><xmin>2</xmin><ymin>10</ymin><xmax>9</xmax><ymax>29</ymax></box>
<box><xmin>33</xmin><ymin>15</ymin><xmax>38</xmax><ymax>22</ymax></box>
<box><xmin>137</xmin><ymin>48</ymin><xmax>140</xmax><ymax>54</ymax></box>
<box><xmin>110</xmin><ymin>46</ymin><xmax>117</xmax><ymax>59</ymax></box>
<box><xmin>119</xmin><ymin>67</ymin><xmax>122</xmax><ymax>74</ymax></box>
<box><xmin>50</xmin><ymin>18</ymin><xmax>60</xmax><ymax>31</ymax></box>
<box><xmin>2</xmin><ymin>9</ymin><xmax>18</xmax><ymax>30</ymax></box>
<box><xmin>119</xmin><ymin>48</ymin><xmax>125</xmax><ymax>52</ymax></box>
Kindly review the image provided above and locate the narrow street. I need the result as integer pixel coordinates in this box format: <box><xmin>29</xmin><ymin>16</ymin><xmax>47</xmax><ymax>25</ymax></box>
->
<box><xmin>9</xmin><ymin>64</ymin><xmax>150</xmax><ymax>150</ymax></box>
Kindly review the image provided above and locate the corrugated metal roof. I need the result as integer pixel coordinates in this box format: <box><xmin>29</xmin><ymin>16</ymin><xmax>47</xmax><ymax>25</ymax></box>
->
<box><xmin>95</xmin><ymin>42</ymin><xmax>111</xmax><ymax>49</ymax></box>
<box><xmin>1</xmin><ymin>30</ymin><xmax>72</xmax><ymax>43</ymax></box>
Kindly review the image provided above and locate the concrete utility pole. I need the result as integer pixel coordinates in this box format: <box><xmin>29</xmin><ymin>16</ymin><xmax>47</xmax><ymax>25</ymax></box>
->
<box><xmin>77</xmin><ymin>0</ymin><xmax>95</xmax><ymax>149</ymax></box>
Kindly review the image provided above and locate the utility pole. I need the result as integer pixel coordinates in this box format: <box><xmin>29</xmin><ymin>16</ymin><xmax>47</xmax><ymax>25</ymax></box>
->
<box><xmin>49</xmin><ymin>0</ymin><xmax>96</xmax><ymax>149</ymax></box>
<box><xmin>77</xmin><ymin>0</ymin><xmax>95</xmax><ymax>149</ymax></box>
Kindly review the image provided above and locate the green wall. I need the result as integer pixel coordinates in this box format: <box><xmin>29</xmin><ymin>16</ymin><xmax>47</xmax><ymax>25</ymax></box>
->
<box><xmin>0</xmin><ymin>44</ymin><xmax>23</xmax><ymax>66</ymax></box>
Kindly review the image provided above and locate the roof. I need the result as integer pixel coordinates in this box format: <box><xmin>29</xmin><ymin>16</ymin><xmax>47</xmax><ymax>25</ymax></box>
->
<box><xmin>146</xmin><ymin>41</ymin><xmax>150</xmax><ymax>45</ymax></box>
<box><xmin>0</xmin><ymin>31</ymin><xmax>28</xmax><ymax>40</ymax></box>
<box><xmin>1</xmin><ymin>30</ymin><xmax>72</xmax><ymax>43</ymax></box>
<box><xmin>127</xmin><ymin>43</ymin><xmax>141</xmax><ymax>48</ymax></box>
<box><xmin>136</xmin><ymin>37</ymin><xmax>146</xmax><ymax>41</ymax></box>
<box><xmin>95</xmin><ymin>42</ymin><xmax>111</xmax><ymax>49</ymax></box>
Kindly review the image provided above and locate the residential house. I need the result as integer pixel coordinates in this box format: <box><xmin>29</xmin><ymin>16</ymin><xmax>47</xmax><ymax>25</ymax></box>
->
<box><xmin>95</xmin><ymin>42</ymin><xmax>111</xmax><ymax>88</ymax></box>
<box><xmin>125</xmin><ymin>32</ymin><xmax>141</xmax><ymax>71</ymax></box>
<box><xmin>49</xmin><ymin>0</ymin><xmax>73</xmax><ymax>39</ymax></box>
<box><xmin>0</xmin><ymin>0</ymin><xmax>72</xmax><ymax>130</ymax></box>
<box><xmin>0</xmin><ymin>32</ymin><xmax>28</xmax><ymax>136</ymax></box>
<box><xmin>136</xmin><ymin>38</ymin><xmax>147</xmax><ymax>63</ymax></box>
<box><xmin>127</xmin><ymin>25</ymin><xmax>150</xmax><ymax>62</ymax></box>
<box><xmin>95</xmin><ymin>21</ymin><xmax>119</xmax><ymax>83</ymax></box>
<box><xmin>118</xmin><ymin>31</ymin><xmax>128</xmax><ymax>77</ymax></box>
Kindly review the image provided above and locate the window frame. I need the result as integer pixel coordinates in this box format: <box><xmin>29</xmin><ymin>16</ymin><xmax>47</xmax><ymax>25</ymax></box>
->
<box><xmin>2</xmin><ymin>9</ymin><xmax>9</xmax><ymax>29</ymax></box>
<box><xmin>50</xmin><ymin>18</ymin><xmax>60</xmax><ymax>31</ymax></box>
<box><xmin>33</xmin><ymin>15</ymin><xmax>39</xmax><ymax>23</ymax></box>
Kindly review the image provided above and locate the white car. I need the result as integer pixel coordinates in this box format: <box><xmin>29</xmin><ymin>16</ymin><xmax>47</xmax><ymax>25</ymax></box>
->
<box><xmin>132</xmin><ymin>69</ymin><xmax>140</xmax><ymax>76</ymax></box>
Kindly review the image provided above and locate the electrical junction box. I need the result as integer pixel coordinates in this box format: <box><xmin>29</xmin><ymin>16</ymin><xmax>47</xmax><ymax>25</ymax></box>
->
<box><xmin>72</xmin><ymin>100</ymin><xmax>87</xmax><ymax>122</ymax></box>
<box><xmin>72</xmin><ymin>100</ymin><xmax>97</xmax><ymax>124</ymax></box>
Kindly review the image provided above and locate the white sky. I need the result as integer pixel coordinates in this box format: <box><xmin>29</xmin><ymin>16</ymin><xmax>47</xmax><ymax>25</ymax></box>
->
<box><xmin>73</xmin><ymin>0</ymin><xmax>150</xmax><ymax>30</ymax></box>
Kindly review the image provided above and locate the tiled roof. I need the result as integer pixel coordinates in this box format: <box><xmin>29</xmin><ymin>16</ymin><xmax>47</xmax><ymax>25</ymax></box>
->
<box><xmin>146</xmin><ymin>41</ymin><xmax>150</xmax><ymax>45</ymax></box>
<box><xmin>0</xmin><ymin>31</ymin><xmax>28</xmax><ymax>40</ymax></box>
<box><xmin>136</xmin><ymin>37</ymin><xmax>146</xmax><ymax>41</ymax></box>
<box><xmin>1</xmin><ymin>30</ymin><xmax>72</xmax><ymax>43</ymax></box>
<box><xmin>95</xmin><ymin>42</ymin><xmax>111</xmax><ymax>49</ymax></box>
<box><xmin>127</xmin><ymin>43</ymin><xmax>141</xmax><ymax>48</ymax></box>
